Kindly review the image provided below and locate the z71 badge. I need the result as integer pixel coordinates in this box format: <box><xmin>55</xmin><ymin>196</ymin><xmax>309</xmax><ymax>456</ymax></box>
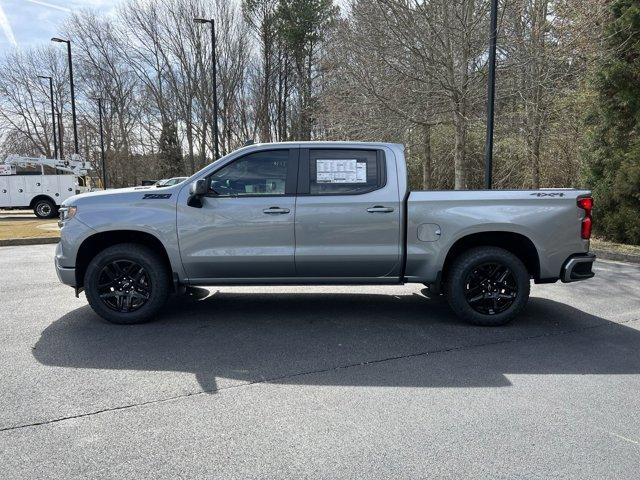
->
<box><xmin>142</xmin><ymin>193</ymin><xmax>172</xmax><ymax>199</ymax></box>
<box><xmin>530</xmin><ymin>192</ymin><xmax>565</xmax><ymax>198</ymax></box>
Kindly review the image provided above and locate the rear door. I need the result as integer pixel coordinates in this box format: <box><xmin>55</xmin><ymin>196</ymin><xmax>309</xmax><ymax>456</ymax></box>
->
<box><xmin>177</xmin><ymin>147</ymin><xmax>299</xmax><ymax>280</ymax></box>
<box><xmin>294</xmin><ymin>147</ymin><xmax>401</xmax><ymax>278</ymax></box>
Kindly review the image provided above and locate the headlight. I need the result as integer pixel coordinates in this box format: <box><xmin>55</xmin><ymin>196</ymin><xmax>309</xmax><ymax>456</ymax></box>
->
<box><xmin>58</xmin><ymin>206</ymin><xmax>77</xmax><ymax>225</ymax></box>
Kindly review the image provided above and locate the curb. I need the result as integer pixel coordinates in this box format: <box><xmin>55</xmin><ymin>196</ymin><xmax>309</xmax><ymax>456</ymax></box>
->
<box><xmin>593</xmin><ymin>248</ymin><xmax>640</xmax><ymax>265</ymax></box>
<box><xmin>0</xmin><ymin>237</ymin><xmax>59</xmax><ymax>247</ymax></box>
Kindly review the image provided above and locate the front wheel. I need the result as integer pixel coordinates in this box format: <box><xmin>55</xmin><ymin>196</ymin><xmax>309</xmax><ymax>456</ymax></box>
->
<box><xmin>445</xmin><ymin>247</ymin><xmax>530</xmax><ymax>326</ymax></box>
<box><xmin>84</xmin><ymin>243</ymin><xmax>171</xmax><ymax>324</ymax></box>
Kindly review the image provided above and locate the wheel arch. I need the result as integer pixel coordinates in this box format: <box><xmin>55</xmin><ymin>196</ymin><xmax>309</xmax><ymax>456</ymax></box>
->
<box><xmin>75</xmin><ymin>230</ymin><xmax>174</xmax><ymax>290</ymax></box>
<box><xmin>441</xmin><ymin>231</ymin><xmax>541</xmax><ymax>283</ymax></box>
<box><xmin>29</xmin><ymin>194</ymin><xmax>57</xmax><ymax>208</ymax></box>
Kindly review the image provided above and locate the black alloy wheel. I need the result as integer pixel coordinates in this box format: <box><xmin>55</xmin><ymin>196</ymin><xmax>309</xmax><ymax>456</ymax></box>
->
<box><xmin>97</xmin><ymin>259</ymin><xmax>152</xmax><ymax>313</ymax></box>
<box><xmin>445</xmin><ymin>246</ymin><xmax>530</xmax><ymax>326</ymax></box>
<box><xmin>464</xmin><ymin>262</ymin><xmax>518</xmax><ymax>315</ymax></box>
<box><xmin>85</xmin><ymin>243</ymin><xmax>170</xmax><ymax>324</ymax></box>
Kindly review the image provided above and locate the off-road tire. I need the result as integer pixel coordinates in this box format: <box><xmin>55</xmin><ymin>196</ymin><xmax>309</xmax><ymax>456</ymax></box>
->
<box><xmin>445</xmin><ymin>247</ymin><xmax>530</xmax><ymax>326</ymax></box>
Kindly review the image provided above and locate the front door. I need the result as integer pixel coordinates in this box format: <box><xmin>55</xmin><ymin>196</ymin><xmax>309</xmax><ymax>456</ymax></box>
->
<box><xmin>177</xmin><ymin>148</ymin><xmax>298</xmax><ymax>280</ymax></box>
<box><xmin>294</xmin><ymin>147</ymin><xmax>401</xmax><ymax>278</ymax></box>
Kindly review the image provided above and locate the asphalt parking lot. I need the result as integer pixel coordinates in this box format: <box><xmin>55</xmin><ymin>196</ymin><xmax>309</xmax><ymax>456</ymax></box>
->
<box><xmin>1</xmin><ymin>244</ymin><xmax>640</xmax><ymax>479</ymax></box>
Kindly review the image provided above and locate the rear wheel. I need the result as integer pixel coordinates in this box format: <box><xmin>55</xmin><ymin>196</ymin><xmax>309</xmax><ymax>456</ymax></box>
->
<box><xmin>84</xmin><ymin>243</ymin><xmax>170</xmax><ymax>324</ymax></box>
<box><xmin>33</xmin><ymin>198</ymin><xmax>57</xmax><ymax>219</ymax></box>
<box><xmin>445</xmin><ymin>247</ymin><xmax>530</xmax><ymax>326</ymax></box>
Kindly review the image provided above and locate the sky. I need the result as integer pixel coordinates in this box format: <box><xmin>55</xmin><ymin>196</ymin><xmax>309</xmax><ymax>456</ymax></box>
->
<box><xmin>0</xmin><ymin>0</ymin><xmax>117</xmax><ymax>54</ymax></box>
<box><xmin>0</xmin><ymin>0</ymin><xmax>350</xmax><ymax>55</ymax></box>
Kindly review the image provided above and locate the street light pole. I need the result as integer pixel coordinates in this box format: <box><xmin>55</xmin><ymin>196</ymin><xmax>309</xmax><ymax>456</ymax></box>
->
<box><xmin>37</xmin><ymin>75</ymin><xmax>58</xmax><ymax>159</ymax></box>
<box><xmin>483</xmin><ymin>0</ymin><xmax>499</xmax><ymax>190</ymax></box>
<box><xmin>97</xmin><ymin>98</ymin><xmax>107</xmax><ymax>189</ymax></box>
<box><xmin>51</xmin><ymin>37</ymin><xmax>79</xmax><ymax>155</ymax></box>
<box><xmin>194</xmin><ymin>17</ymin><xmax>220</xmax><ymax>160</ymax></box>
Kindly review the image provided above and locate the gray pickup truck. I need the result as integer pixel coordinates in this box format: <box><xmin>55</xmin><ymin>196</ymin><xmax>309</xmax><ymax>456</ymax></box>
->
<box><xmin>55</xmin><ymin>142</ymin><xmax>595</xmax><ymax>326</ymax></box>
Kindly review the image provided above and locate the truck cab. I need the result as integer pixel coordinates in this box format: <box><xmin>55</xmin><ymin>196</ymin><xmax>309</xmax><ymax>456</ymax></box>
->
<box><xmin>177</xmin><ymin>144</ymin><xmax>401</xmax><ymax>280</ymax></box>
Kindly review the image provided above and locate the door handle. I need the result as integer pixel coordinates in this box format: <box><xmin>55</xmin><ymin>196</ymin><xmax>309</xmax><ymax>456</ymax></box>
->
<box><xmin>263</xmin><ymin>206</ymin><xmax>290</xmax><ymax>214</ymax></box>
<box><xmin>367</xmin><ymin>206</ymin><xmax>394</xmax><ymax>213</ymax></box>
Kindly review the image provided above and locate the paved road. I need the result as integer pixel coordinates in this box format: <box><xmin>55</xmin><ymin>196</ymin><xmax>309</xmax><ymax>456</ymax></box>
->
<box><xmin>1</xmin><ymin>245</ymin><xmax>640</xmax><ymax>479</ymax></box>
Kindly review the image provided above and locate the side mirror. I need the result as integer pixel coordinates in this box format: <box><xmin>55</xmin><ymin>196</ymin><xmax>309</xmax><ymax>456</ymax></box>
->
<box><xmin>190</xmin><ymin>179</ymin><xmax>207</xmax><ymax>196</ymax></box>
<box><xmin>187</xmin><ymin>179</ymin><xmax>207</xmax><ymax>208</ymax></box>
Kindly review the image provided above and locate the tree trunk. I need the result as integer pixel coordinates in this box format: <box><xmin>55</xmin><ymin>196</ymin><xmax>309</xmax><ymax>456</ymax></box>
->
<box><xmin>453</xmin><ymin>108</ymin><xmax>467</xmax><ymax>190</ymax></box>
<box><xmin>422</xmin><ymin>123</ymin><xmax>432</xmax><ymax>190</ymax></box>
<box><xmin>57</xmin><ymin>112</ymin><xmax>65</xmax><ymax>160</ymax></box>
<box><xmin>200</xmin><ymin>116</ymin><xmax>208</xmax><ymax>170</ymax></box>
<box><xmin>260</xmin><ymin>22</ymin><xmax>272</xmax><ymax>142</ymax></box>
<box><xmin>530</xmin><ymin>134</ymin><xmax>541</xmax><ymax>189</ymax></box>
<box><xmin>282</xmin><ymin>53</ymin><xmax>289</xmax><ymax>141</ymax></box>
<box><xmin>186</xmin><ymin>119</ymin><xmax>195</xmax><ymax>175</ymax></box>
<box><xmin>277</xmin><ymin>47</ymin><xmax>284</xmax><ymax>141</ymax></box>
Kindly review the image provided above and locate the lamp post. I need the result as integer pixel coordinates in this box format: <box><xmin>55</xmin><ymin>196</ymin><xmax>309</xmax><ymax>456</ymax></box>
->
<box><xmin>51</xmin><ymin>37</ymin><xmax>79</xmax><ymax>155</ymax></box>
<box><xmin>483</xmin><ymin>0</ymin><xmax>499</xmax><ymax>189</ymax></box>
<box><xmin>194</xmin><ymin>17</ymin><xmax>220</xmax><ymax>160</ymax></box>
<box><xmin>37</xmin><ymin>75</ymin><xmax>58</xmax><ymax>159</ymax></box>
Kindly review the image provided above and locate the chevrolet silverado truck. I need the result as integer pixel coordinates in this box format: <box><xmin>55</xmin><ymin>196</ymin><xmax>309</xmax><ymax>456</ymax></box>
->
<box><xmin>55</xmin><ymin>142</ymin><xmax>596</xmax><ymax>326</ymax></box>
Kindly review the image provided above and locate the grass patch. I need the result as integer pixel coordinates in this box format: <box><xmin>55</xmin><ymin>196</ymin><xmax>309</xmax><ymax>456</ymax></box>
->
<box><xmin>0</xmin><ymin>217</ymin><xmax>60</xmax><ymax>241</ymax></box>
<box><xmin>591</xmin><ymin>237</ymin><xmax>640</xmax><ymax>257</ymax></box>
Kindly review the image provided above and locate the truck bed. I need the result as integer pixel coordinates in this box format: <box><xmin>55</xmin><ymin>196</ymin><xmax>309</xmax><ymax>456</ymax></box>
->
<box><xmin>404</xmin><ymin>189</ymin><xmax>591</xmax><ymax>283</ymax></box>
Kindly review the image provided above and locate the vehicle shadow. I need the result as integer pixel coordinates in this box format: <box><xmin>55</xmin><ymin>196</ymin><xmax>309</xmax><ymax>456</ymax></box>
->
<box><xmin>33</xmin><ymin>290</ymin><xmax>640</xmax><ymax>392</ymax></box>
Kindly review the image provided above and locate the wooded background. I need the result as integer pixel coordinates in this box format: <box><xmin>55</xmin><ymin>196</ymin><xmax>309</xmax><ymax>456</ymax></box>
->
<box><xmin>0</xmin><ymin>0</ymin><xmax>638</xmax><ymax>243</ymax></box>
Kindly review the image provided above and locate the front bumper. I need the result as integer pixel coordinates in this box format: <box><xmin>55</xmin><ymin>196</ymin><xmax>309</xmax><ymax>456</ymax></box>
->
<box><xmin>561</xmin><ymin>253</ymin><xmax>596</xmax><ymax>283</ymax></box>
<box><xmin>54</xmin><ymin>242</ymin><xmax>76</xmax><ymax>287</ymax></box>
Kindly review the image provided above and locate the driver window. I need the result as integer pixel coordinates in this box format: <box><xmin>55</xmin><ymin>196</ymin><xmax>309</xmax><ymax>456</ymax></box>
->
<box><xmin>209</xmin><ymin>150</ymin><xmax>288</xmax><ymax>196</ymax></box>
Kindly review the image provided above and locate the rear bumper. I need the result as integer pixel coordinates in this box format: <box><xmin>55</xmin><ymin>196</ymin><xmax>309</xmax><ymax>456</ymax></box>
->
<box><xmin>561</xmin><ymin>253</ymin><xmax>596</xmax><ymax>283</ymax></box>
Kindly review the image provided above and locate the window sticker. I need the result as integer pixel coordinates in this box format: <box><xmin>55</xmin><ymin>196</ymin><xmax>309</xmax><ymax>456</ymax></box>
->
<box><xmin>316</xmin><ymin>159</ymin><xmax>367</xmax><ymax>183</ymax></box>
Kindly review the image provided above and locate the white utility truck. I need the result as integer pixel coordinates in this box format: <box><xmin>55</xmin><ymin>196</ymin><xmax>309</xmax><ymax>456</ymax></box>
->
<box><xmin>0</xmin><ymin>154</ymin><xmax>93</xmax><ymax>218</ymax></box>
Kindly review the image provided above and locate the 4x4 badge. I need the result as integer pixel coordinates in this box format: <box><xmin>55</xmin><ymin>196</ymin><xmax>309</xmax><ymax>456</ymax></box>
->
<box><xmin>530</xmin><ymin>192</ymin><xmax>565</xmax><ymax>198</ymax></box>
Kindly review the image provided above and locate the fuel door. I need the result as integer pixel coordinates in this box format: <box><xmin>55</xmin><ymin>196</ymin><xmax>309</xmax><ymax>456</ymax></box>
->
<box><xmin>418</xmin><ymin>223</ymin><xmax>442</xmax><ymax>242</ymax></box>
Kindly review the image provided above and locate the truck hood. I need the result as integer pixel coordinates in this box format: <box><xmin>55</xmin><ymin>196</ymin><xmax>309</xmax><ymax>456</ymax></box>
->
<box><xmin>61</xmin><ymin>184</ymin><xmax>183</xmax><ymax>231</ymax></box>
<box><xmin>61</xmin><ymin>185</ymin><xmax>182</xmax><ymax>207</ymax></box>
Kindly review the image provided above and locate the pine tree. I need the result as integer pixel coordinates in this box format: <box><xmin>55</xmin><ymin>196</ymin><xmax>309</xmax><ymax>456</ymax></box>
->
<box><xmin>276</xmin><ymin>0</ymin><xmax>338</xmax><ymax>139</ymax></box>
<box><xmin>158</xmin><ymin>121</ymin><xmax>184</xmax><ymax>178</ymax></box>
<box><xmin>585</xmin><ymin>0</ymin><xmax>640</xmax><ymax>244</ymax></box>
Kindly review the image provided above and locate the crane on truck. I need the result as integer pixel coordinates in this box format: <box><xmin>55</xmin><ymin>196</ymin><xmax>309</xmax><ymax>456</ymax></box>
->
<box><xmin>0</xmin><ymin>154</ymin><xmax>94</xmax><ymax>218</ymax></box>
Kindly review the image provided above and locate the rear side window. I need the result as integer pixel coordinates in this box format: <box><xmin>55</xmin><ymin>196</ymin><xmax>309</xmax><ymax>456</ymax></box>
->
<box><xmin>308</xmin><ymin>149</ymin><xmax>383</xmax><ymax>195</ymax></box>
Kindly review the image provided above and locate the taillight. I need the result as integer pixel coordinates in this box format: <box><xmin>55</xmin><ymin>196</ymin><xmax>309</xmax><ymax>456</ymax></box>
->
<box><xmin>578</xmin><ymin>197</ymin><xmax>593</xmax><ymax>239</ymax></box>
